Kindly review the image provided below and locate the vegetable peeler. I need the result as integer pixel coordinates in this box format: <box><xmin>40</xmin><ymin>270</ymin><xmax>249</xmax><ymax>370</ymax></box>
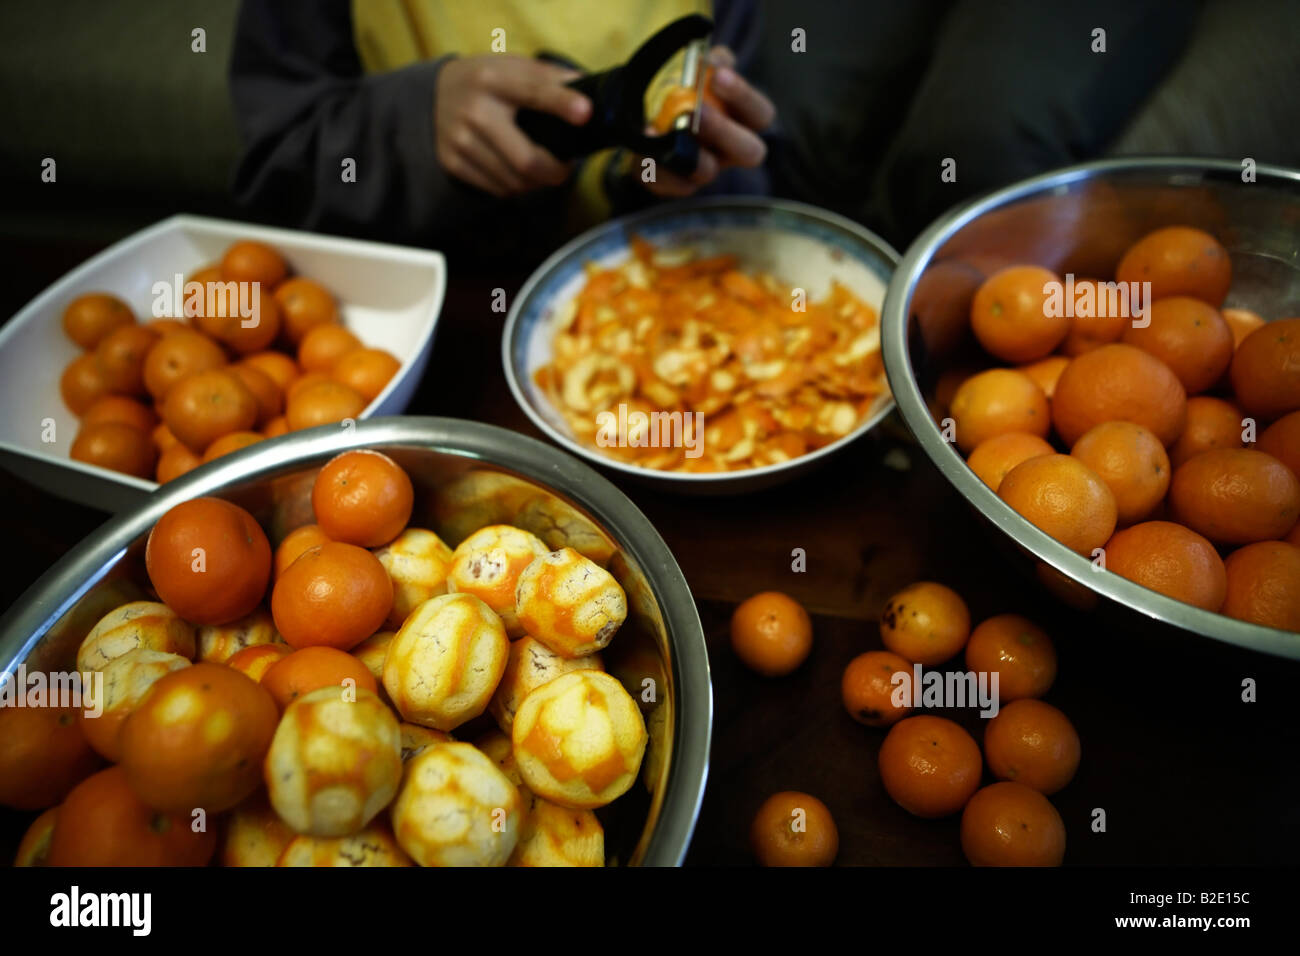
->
<box><xmin>515</xmin><ymin>13</ymin><xmax>713</xmax><ymax>177</ymax></box>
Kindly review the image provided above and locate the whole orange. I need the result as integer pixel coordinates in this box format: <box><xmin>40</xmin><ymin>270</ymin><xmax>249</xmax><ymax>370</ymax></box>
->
<box><xmin>730</xmin><ymin>591</ymin><xmax>813</xmax><ymax>677</ymax></box>
<box><xmin>142</xmin><ymin>329</ymin><xmax>226</xmax><ymax>402</ymax></box>
<box><xmin>45</xmin><ymin>766</ymin><xmax>216</xmax><ymax>866</ymax></box>
<box><xmin>145</xmin><ymin>497</ymin><xmax>272</xmax><ymax>625</ymax></box>
<box><xmin>1102</xmin><ymin>520</ymin><xmax>1226</xmax><ymax>611</ymax></box>
<box><xmin>220</xmin><ymin>239</ymin><xmax>287</xmax><ymax>288</ymax></box>
<box><xmin>1070</xmin><ymin>420</ymin><xmax>1170</xmax><ymax>526</ymax></box>
<box><xmin>1121</xmin><ymin>296</ymin><xmax>1232</xmax><ymax>394</ymax></box>
<box><xmin>331</xmin><ymin>348</ymin><xmax>401</xmax><ymax>402</ymax></box>
<box><xmin>960</xmin><ymin>781</ymin><xmax>1065</xmax><ymax>866</ymax></box>
<box><xmin>1169</xmin><ymin>396</ymin><xmax>1245</xmax><ymax>470</ymax></box>
<box><xmin>1115</xmin><ymin>225</ymin><xmax>1231</xmax><ymax>306</ymax></box>
<box><xmin>949</xmin><ymin>368</ymin><xmax>1049</xmax><ymax>453</ymax></box>
<box><xmin>298</xmin><ymin>323</ymin><xmax>361</xmax><ymax>373</ymax></box>
<box><xmin>1169</xmin><ymin>448</ymin><xmax>1300</xmax><ymax>545</ymax></box>
<box><xmin>162</xmin><ymin>368</ymin><xmax>259</xmax><ymax>453</ymax></box>
<box><xmin>1220</xmin><ymin>541</ymin><xmax>1300</xmax><ymax>631</ymax></box>
<box><xmin>94</xmin><ymin>323</ymin><xmax>159</xmax><ymax>396</ymax></box>
<box><xmin>285</xmin><ymin>379</ymin><xmax>367</xmax><ymax>430</ymax></box>
<box><xmin>71</xmin><ymin>421</ymin><xmax>158</xmax><ymax>479</ymax></box>
<box><xmin>271</xmin><ymin>541</ymin><xmax>394</xmax><ymax>650</ymax></box>
<box><xmin>60</xmin><ymin>353</ymin><xmax>115</xmax><ymax>415</ymax></box>
<box><xmin>1051</xmin><ymin>343</ymin><xmax>1187</xmax><ymax>447</ymax></box>
<box><xmin>62</xmin><ymin>292</ymin><xmax>135</xmax><ymax>350</ymax></box>
<box><xmin>984</xmin><ymin>698</ymin><xmax>1080</xmax><ymax>794</ymax></box>
<box><xmin>0</xmin><ymin>705</ymin><xmax>100</xmax><ymax>810</ymax></box>
<box><xmin>969</xmin><ymin>265</ymin><xmax>1067</xmax><ymax>363</ymax></box>
<box><xmin>749</xmin><ymin>791</ymin><xmax>838</xmax><ymax>867</ymax></box>
<box><xmin>964</xmin><ymin>613</ymin><xmax>1057</xmax><ymax>701</ymax></box>
<box><xmin>311</xmin><ymin>449</ymin><xmax>414</xmax><ymax>548</ymax></box>
<box><xmin>878</xmin><ymin>715</ymin><xmax>982</xmax><ymax>818</ymax></box>
<box><xmin>274</xmin><ymin>276</ymin><xmax>339</xmax><ymax>345</ymax></box>
<box><xmin>840</xmin><ymin>650</ymin><xmax>913</xmax><ymax>727</ymax></box>
<box><xmin>998</xmin><ymin>454</ymin><xmax>1118</xmax><ymax>555</ymax></box>
<box><xmin>1229</xmin><ymin>318</ymin><xmax>1300</xmax><ymax>421</ymax></box>
<box><xmin>879</xmin><ymin>581</ymin><xmax>970</xmax><ymax>665</ymax></box>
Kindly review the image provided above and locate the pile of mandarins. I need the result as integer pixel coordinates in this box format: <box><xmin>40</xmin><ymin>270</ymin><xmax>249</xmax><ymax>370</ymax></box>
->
<box><xmin>736</xmin><ymin>583</ymin><xmax>1075</xmax><ymax>867</ymax></box>
<box><xmin>59</xmin><ymin>239</ymin><xmax>401</xmax><ymax>483</ymax></box>
<box><xmin>2</xmin><ymin>449</ymin><xmax>643</xmax><ymax>867</ymax></box>
<box><xmin>942</xmin><ymin>226</ymin><xmax>1300</xmax><ymax>631</ymax></box>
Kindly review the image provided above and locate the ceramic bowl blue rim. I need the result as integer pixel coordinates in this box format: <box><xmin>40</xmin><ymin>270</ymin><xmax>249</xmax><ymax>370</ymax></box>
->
<box><xmin>502</xmin><ymin>196</ymin><xmax>901</xmax><ymax>487</ymax></box>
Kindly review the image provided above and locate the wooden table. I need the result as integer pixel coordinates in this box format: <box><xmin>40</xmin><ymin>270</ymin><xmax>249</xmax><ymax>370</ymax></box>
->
<box><xmin>3</xmin><ymin>260</ymin><xmax>1297</xmax><ymax>866</ymax></box>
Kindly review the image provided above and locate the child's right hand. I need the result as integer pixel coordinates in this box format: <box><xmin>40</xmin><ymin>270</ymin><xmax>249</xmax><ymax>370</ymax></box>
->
<box><xmin>435</xmin><ymin>55</ymin><xmax>592</xmax><ymax>196</ymax></box>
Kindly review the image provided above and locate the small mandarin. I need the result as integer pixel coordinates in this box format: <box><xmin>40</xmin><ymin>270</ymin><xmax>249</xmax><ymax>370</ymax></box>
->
<box><xmin>750</xmin><ymin>791</ymin><xmax>838</xmax><ymax>867</ymax></box>
<box><xmin>730</xmin><ymin>591</ymin><xmax>813</xmax><ymax>676</ymax></box>
<box><xmin>841</xmin><ymin>650</ymin><xmax>912</xmax><ymax>727</ymax></box>
<box><xmin>879</xmin><ymin>581</ymin><xmax>971</xmax><ymax>665</ymax></box>
<box><xmin>878</xmin><ymin>715</ymin><xmax>982</xmax><ymax>818</ymax></box>
<box><xmin>961</xmin><ymin>781</ymin><xmax>1066</xmax><ymax>867</ymax></box>
<box><xmin>964</xmin><ymin>614</ymin><xmax>1056</xmax><ymax>701</ymax></box>
<box><xmin>984</xmin><ymin>699</ymin><xmax>1081</xmax><ymax>794</ymax></box>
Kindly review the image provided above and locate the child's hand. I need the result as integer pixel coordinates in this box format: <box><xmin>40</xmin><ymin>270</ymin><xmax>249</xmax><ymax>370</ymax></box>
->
<box><xmin>643</xmin><ymin>46</ymin><xmax>776</xmax><ymax>198</ymax></box>
<box><xmin>436</xmin><ymin>55</ymin><xmax>592</xmax><ymax>196</ymax></box>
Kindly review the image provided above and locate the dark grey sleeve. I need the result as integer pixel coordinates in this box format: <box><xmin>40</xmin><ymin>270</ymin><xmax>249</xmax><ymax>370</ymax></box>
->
<box><xmin>227</xmin><ymin>0</ymin><xmax>492</xmax><ymax>244</ymax></box>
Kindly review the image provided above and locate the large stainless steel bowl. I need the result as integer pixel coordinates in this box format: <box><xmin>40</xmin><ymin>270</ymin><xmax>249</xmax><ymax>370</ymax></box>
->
<box><xmin>882</xmin><ymin>157</ymin><xmax>1300</xmax><ymax>659</ymax></box>
<box><xmin>0</xmin><ymin>417</ymin><xmax>711</xmax><ymax>865</ymax></box>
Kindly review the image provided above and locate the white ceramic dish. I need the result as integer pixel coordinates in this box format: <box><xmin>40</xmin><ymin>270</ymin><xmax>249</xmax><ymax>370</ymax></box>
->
<box><xmin>503</xmin><ymin>198</ymin><xmax>900</xmax><ymax>494</ymax></box>
<box><xmin>0</xmin><ymin>214</ymin><xmax>445</xmax><ymax>513</ymax></box>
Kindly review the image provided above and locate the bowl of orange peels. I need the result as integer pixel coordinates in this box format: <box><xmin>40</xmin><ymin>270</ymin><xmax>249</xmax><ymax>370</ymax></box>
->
<box><xmin>0</xmin><ymin>417</ymin><xmax>710</xmax><ymax>865</ymax></box>
<box><xmin>504</xmin><ymin>197</ymin><xmax>899</xmax><ymax>493</ymax></box>
<box><xmin>882</xmin><ymin>157</ymin><xmax>1300</xmax><ymax>658</ymax></box>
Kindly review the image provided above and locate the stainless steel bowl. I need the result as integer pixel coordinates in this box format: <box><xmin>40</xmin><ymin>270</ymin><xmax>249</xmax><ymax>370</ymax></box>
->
<box><xmin>0</xmin><ymin>417</ymin><xmax>711</xmax><ymax>865</ymax></box>
<box><xmin>882</xmin><ymin>157</ymin><xmax>1300</xmax><ymax>659</ymax></box>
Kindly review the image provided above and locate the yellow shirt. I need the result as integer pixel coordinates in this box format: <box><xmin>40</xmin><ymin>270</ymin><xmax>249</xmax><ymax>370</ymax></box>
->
<box><xmin>352</xmin><ymin>0</ymin><xmax>709</xmax><ymax>227</ymax></box>
<box><xmin>353</xmin><ymin>0</ymin><xmax>708</xmax><ymax>73</ymax></box>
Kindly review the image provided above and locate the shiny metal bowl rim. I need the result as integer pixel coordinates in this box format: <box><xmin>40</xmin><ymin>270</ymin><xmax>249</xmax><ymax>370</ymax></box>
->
<box><xmin>0</xmin><ymin>416</ymin><xmax>713</xmax><ymax>865</ymax></box>
<box><xmin>502</xmin><ymin>195</ymin><xmax>901</xmax><ymax>486</ymax></box>
<box><xmin>881</xmin><ymin>156</ymin><xmax>1300</xmax><ymax>659</ymax></box>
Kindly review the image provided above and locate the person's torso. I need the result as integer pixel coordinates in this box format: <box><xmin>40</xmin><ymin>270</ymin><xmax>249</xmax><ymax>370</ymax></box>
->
<box><xmin>353</xmin><ymin>0</ymin><xmax>710</xmax><ymax>73</ymax></box>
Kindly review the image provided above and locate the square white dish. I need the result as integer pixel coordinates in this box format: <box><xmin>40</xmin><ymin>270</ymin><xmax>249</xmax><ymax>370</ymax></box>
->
<box><xmin>0</xmin><ymin>214</ymin><xmax>445</xmax><ymax>513</ymax></box>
